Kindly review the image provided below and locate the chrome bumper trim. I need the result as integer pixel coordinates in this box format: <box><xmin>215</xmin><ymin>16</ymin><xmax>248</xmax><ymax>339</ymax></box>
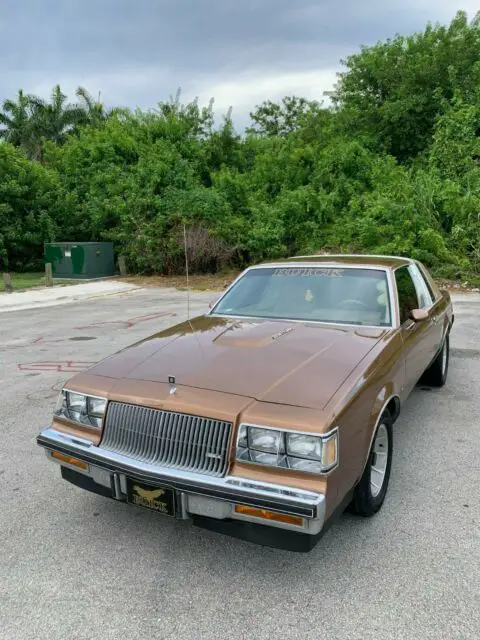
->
<box><xmin>37</xmin><ymin>427</ymin><xmax>325</xmax><ymax>521</ymax></box>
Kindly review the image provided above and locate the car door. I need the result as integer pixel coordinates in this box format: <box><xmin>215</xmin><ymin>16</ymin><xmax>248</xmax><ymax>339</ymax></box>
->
<box><xmin>414</xmin><ymin>261</ymin><xmax>447</xmax><ymax>355</ymax></box>
<box><xmin>394</xmin><ymin>266</ymin><xmax>433</xmax><ymax>393</ymax></box>
<box><xmin>408</xmin><ymin>263</ymin><xmax>444</xmax><ymax>363</ymax></box>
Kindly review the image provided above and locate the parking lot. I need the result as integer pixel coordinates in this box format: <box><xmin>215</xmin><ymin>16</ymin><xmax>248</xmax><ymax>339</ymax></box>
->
<box><xmin>1</xmin><ymin>286</ymin><xmax>479</xmax><ymax>640</ymax></box>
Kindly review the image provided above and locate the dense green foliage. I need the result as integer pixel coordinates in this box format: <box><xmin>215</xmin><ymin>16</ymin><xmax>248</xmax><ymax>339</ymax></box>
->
<box><xmin>1</xmin><ymin>11</ymin><xmax>479</xmax><ymax>278</ymax></box>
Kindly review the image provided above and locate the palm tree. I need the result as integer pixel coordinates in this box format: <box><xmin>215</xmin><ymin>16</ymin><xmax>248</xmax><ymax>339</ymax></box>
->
<box><xmin>75</xmin><ymin>86</ymin><xmax>129</xmax><ymax>124</ymax></box>
<box><xmin>75</xmin><ymin>86</ymin><xmax>106</xmax><ymax>126</ymax></box>
<box><xmin>1</xmin><ymin>84</ymin><xmax>126</xmax><ymax>161</ymax></box>
<box><xmin>0</xmin><ymin>89</ymin><xmax>38</xmax><ymax>155</ymax></box>
<box><xmin>29</xmin><ymin>84</ymin><xmax>87</xmax><ymax>146</ymax></box>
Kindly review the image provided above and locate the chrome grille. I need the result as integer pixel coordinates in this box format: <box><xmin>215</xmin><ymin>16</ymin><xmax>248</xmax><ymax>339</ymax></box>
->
<box><xmin>101</xmin><ymin>402</ymin><xmax>232</xmax><ymax>477</ymax></box>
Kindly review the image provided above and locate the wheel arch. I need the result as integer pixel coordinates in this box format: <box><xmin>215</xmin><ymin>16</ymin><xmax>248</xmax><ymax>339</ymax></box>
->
<box><xmin>385</xmin><ymin>395</ymin><xmax>401</xmax><ymax>423</ymax></box>
<box><xmin>357</xmin><ymin>389</ymin><xmax>400</xmax><ymax>481</ymax></box>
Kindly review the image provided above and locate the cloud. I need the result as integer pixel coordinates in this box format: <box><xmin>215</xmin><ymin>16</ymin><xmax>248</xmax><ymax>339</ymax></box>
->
<box><xmin>186</xmin><ymin>68</ymin><xmax>338</xmax><ymax>127</ymax></box>
<box><xmin>0</xmin><ymin>0</ymin><xmax>478</xmax><ymax>127</ymax></box>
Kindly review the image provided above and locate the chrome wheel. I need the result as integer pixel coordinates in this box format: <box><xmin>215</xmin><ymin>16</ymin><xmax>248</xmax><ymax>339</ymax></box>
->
<box><xmin>370</xmin><ymin>423</ymin><xmax>389</xmax><ymax>498</ymax></box>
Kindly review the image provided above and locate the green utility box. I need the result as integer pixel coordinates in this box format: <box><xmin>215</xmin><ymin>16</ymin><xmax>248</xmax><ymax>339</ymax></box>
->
<box><xmin>44</xmin><ymin>242</ymin><xmax>116</xmax><ymax>280</ymax></box>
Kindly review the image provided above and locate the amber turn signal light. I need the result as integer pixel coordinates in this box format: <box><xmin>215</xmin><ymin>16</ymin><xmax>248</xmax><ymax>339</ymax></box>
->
<box><xmin>234</xmin><ymin>504</ymin><xmax>304</xmax><ymax>527</ymax></box>
<box><xmin>51</xmin><ymin>451</ymin><xmax>88</xmax><ymax>471</ymax></box>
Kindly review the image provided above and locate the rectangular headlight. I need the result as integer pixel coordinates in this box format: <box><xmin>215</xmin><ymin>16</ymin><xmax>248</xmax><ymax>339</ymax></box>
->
<box><xmin>87</xmin><ymin>397</ymin><xmax>107</xmax><ymax>418</ymax></box>
<box><xmin>286</xmin><ymin>433</ymin><xmax>322</xmax><ymax>460</ymax></box>
<box><xmin>249</xmin><ymin>450</ymin><xmax>280</xmax><ymax>466</ymax></box>
<box><xmin>67</xmin><ymin>392</ymin><xmax>86</xmax><ymax>422</ymax></box>
<box><xmin>236</xmin><ymin>424</ymin><xmax>338</xmax><ymax>475</ymax></box>
<box><xmin>249</xmin><ymin>427</ymin><xmax>283</xmax><ymax>453</ymax></box>
<box><xmin>55</xmin><ymin>389</ymin><xmax>107</xmax><ymax>429</ymax></box>
<box><xmin>287</xmin><ymin>458</ymin><xmax>324</xmax><ymax>474</ymax></box>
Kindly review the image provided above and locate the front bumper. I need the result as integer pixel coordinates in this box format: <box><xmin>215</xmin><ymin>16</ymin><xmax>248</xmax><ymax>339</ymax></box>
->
<box><xmin>37</xmin><ymin>427</ymin><xmax>326</xmax><ymax>550</ymax></box>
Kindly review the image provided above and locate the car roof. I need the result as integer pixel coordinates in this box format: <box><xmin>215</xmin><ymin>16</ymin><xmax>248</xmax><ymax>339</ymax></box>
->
<box><xmin>261</xmin><ymin>254</ymin><xmax>412</xmax><ymax>269</ymax></box>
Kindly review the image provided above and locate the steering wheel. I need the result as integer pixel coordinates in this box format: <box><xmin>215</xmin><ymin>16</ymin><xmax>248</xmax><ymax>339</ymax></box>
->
<box><xmin>334</xmin><ymin>299</ymin><xmax>370</xmax><ymax>310</ymax></box>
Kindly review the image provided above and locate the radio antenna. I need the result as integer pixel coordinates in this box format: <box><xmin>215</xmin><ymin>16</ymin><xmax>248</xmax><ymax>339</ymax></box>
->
<box><xmin>183</xmin><ymin>223</ymin><xmax>191</xmax><ymax>322</ymax></box>
<box><xmin>183</xmin><ymin>222</ymin><xmax>204</xmax><ymax>363</ymax></box>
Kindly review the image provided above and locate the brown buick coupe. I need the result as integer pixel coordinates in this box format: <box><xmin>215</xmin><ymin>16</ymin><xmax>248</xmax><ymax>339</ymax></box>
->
<box><xmin>37</xmin><ymin>255</ymin><xmax>454</xmax><ymax>551</ymax></box>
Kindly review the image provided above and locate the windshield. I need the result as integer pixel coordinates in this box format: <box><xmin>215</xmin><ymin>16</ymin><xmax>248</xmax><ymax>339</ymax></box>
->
<box><xmin>212</xmin><ymin>266</ymin><xmax>392</xmax><ymax>326</ymax></box>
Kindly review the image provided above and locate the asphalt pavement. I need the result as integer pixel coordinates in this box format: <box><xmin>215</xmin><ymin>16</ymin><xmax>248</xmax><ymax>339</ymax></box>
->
<box><xmin>0</xmin><ymin>287</ymin><xmax>478</xmax><ymax>640</ymax></box>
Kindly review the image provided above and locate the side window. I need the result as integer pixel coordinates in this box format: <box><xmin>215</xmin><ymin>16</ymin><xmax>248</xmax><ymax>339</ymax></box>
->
<box><xmin>395</xmin><ymin>267</ymin><xmax>419</xmax><ymax>324</ymax></box>
<box><xmin>417</xmin><ymin>264</ymin><xmax>437</xmax><ymax>302</ymax></box>
<box><xmin>408</xmin><ymin>265</ymin><xmax>433</xmax><ymax>309</ymax></box>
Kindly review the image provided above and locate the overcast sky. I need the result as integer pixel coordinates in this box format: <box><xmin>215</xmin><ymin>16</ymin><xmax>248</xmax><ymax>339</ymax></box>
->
<box><xmin>1</xmin><ymin>1</ymin><xmax>478</xmax><ymax>128</ymax></box>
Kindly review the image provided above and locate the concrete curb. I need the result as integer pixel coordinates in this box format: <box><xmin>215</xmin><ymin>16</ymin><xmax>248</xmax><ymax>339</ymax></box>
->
<box><xmin>0</xmin><ymin>282</ymin><xmax>140</xmax><ymax>313</ymax></box>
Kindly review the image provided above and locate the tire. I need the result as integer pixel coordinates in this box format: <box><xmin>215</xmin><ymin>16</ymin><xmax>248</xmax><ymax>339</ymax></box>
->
<box><xmin>350</xmin><ymin>410</ymin><xmax>393</xmax><ymax>517</ymax></box>
<box><xmin>421</xmin><ymin>334</ymin><xmax>449</xmax><ymax>388</ymax></box>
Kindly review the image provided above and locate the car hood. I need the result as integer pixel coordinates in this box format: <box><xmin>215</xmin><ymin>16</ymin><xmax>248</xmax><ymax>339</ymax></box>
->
<box><xmin>87</xmin><ymin>316</ymin><xmax>386</xmax><ymax>410</ymax></box>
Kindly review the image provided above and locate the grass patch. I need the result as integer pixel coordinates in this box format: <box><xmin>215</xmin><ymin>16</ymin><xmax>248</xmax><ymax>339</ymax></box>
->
<box><xmin>1</xmin><ymin>273</ymin><xmax>109</xmax><ymax>292</ymax></box>
<box><xmin>0</xmin><ymin>272</ymin><xmax>46</xmax><ymax>292</ymax></box>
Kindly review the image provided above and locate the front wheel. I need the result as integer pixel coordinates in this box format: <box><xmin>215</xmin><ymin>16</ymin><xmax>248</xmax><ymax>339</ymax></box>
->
<box><xmin>421</xmin><ymin>334</ymin><xmax>449</xmax><ymax>387</ymax></box>
<box><xmin>350</xmin><ymin>410</ymin><xmax>393</xmax><ymax>517</ymax></box>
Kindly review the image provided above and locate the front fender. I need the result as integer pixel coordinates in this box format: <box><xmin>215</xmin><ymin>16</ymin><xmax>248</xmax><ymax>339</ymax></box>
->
<box><xmin>359</xmin><ymin>386</ymin><xmax>399</xmax><ymax>480</ymax></box>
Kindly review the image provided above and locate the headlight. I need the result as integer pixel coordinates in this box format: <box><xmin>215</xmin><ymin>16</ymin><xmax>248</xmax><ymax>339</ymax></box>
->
<box><xmin>286</xmin><ymin>433</ymin><xmax>322</xmax><ymax>460</ymax></box>
<box><xmin>55</xmin><ymin>389</ymin><xmax>107</xmax><ymax>429</ymax></box>
<box><xmin>236</xmin><ymin>424</ymin><xmax>338</xmax><ymax>475</ymax></box>
<box><xmin>249</xmin><ymin>427</ymin><xmax>284</xmax><ymax>453</ymax></box>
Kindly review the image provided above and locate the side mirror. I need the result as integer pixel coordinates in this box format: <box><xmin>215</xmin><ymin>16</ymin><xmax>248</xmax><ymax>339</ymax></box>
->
<box><xmin>209</xmin><ymin>300</ymin><xmax>217</xmax><ymax>309</ymax></box>
<box><xmin>409</xmin><ymin>308</ymin><xmax>429</xmax><ymax>322</ymax></box>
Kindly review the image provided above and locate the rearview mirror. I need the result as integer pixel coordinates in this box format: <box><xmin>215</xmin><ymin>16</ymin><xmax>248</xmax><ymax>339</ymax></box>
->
<box><xmin>409</xmin><ymin>308</ymin><xmax>429</xmax><ymax>322</ymax></box>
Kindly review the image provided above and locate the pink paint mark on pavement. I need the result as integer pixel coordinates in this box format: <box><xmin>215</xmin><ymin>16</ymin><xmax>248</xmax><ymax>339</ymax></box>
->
<box><xmin>76</xmin><ymin>311</ymin><xmax>175</xmax><ymax>331</ymax></box>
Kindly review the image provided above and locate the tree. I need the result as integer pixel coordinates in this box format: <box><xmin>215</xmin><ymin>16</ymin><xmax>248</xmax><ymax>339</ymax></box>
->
<box><xmin>29</xmin><ymin>84</ymin><xmax>87</xmax><ymax>152</ymax></box>
<box><xmin>0</xmin><ymin>143</ymin><xmax>62</xmax><ymax>271</ymax></box>
<box><xmin>75</xmin><ymin>86</ymin><xmax>129</xmax><ymax>126</ymax></box>
<box><xmin>335</xmin><ymin>11</ymin><xmax>480</xmax><ymax>161</ymax></box>
<box><xmin>75</xmin><ymin>87</ymin><xmax>107</xmax><ymax>126</ymax></box>
<box><xmin>427</xmin><ymin>95</ymin><xmax>480</xmax><ymax>271</ymax></box>
<box><xmin>1</xmin><ymin>85</ymin><xmax>92</xmax><ymax>162</ymax></box>
<box><xmin>0</xmin><ymin>90</ymin><xmax>40</xmax><ymax>158</ymax></box>
<box><xmin>248</xmin><ymin>96</ymin><xmax>323</xmax><ymax>137</ymax></box>
<box><xmin>429</xmin><ymin>93</ymin><xmax>480</xmax><ymax>181</ymax></box>
<box><xmin>0</xmin><ymin>85</ymin><xmax>117</xmax><ymax>161</ymax></box>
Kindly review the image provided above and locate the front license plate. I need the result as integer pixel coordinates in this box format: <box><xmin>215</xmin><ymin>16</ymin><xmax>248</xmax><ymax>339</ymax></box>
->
<box><xmin>126</xmin><ymin>479</ymin><xmax>175</xmax><ymax>517</ymax></box>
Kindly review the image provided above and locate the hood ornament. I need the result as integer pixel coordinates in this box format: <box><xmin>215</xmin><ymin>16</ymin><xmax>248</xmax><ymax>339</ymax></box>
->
<box><xmin>168</xmin><ymin>375</ymin><xmax>177</xmax><ymax>395</ymax></box>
